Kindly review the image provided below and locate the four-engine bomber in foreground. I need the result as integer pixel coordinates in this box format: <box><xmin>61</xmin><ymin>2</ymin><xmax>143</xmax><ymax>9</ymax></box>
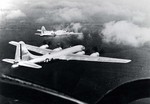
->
<box><xmin>2</xmin><ymin>41</ymin><xmax>131</xmax><ymax>69</ymax></box>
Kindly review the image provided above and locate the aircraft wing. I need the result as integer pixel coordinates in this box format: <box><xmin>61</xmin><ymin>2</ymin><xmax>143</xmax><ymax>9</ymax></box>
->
<box><xmin>35</xmin><ymin>33</ymin><xmax>41</xmax><ymax>35</ymax></box>
<box><xmin>19</xmin><ymin>62</ymin><xmax>42</xmax><ymax>69</ymax></box>
<box><xmin>56</xmin><ymin>54</ymin><xmax>131</xmax><ymax>63</ymax></box>
<box><xmin>63</xmin><ymin>33</ymin><xmax>83</xmax><ymax>35</ymax></box>
<box><xmin>67</xmin><ymin>33</ymin><xmax>83</xmax><ymax>35</ymax></box>
<box><xmin>37</xmin><ymin>29</ymin><xmax>42</xmax><ymax>32</ymax></box>
<box><xmin>55</xmin><ymin>33</ymin><xmax>83</xmax><ymax>36</ymax></box>
<box><xmin>9</xmin><ymin>41</ymin><xmax>53</xmax><ymax>55</ymax></box>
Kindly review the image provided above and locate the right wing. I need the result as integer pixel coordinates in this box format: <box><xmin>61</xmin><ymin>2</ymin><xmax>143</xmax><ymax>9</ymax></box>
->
<box><xmin>56</xmin><ymin>33</ymin><xmax>83</xmax><ymax>36</ymax></box>
<box><xmin>35</xmin><ymin>33</ymin><xmax>42</xmax><ymax>35</ymax></box>
<box><xmin>66</xmin><ymin>33</ymin><xmax>83</xmax><ymax>35</ymax></box>
<box><xmin>9</xmin><ymin>41</ymin><xmax>53</xmax><ymax>55</ymax></box>
<box><xmin>57</xmin><ymin>54</ymin><xmax>131</xmax><ymax>63</ymax></box>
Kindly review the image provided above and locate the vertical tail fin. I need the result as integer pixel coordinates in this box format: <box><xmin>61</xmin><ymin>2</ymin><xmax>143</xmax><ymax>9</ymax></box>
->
<box><xmin>15</xmin><ymin>42</ymin><xmax>21</xmax><ymax>62</ymax></box>
<box><xmin>19</xmin><ymin>41</ymin><xmax>32</xmax><ymax>61</ymax></box>
<box><xmin>41</xmin><ymin>26</ymin><xmax>46</xmax><ymax>34</ymax></box>
<box><xmin>2</xmin><ymin>41</ymin><xmax>41</xmax><ymax>69</ymax></box>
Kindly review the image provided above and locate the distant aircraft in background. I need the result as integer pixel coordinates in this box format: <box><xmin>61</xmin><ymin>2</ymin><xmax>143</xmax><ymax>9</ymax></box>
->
<box><xmin>2</xmin><ymin>41</ymin><xmax>131</xmax><ymax>69</ymax></box>
<box><xmin>35</xmin><ymin>26</ymin><xmax>83</xmax><ymax>37</ymax></box>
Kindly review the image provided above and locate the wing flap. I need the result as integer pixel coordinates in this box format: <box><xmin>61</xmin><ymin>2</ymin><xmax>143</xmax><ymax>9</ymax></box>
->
<box><xmin>9</xmin><ymin>41</ymin><xmax>53</xmax><ymax>55</ymax></box>
<box><xmin>19</xmin><ymin>62</ymin><xmax>42</xmax><ymax>69</ymax></box>
<box><xmin>58</xmin><ymin>54</ymin><xmax>131</xmax><ymax>63</ymax></box>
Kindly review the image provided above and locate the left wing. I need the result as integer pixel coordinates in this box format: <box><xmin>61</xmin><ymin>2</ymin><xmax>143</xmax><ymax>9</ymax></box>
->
<box><xmin>56</xmin><ymin>54</ymin><xmax>131</xmax><ymax>63</ymax></box>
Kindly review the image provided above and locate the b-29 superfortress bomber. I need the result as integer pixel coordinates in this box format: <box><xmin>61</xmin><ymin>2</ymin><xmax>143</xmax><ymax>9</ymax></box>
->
<box><xmin>2</xmin><ymin>41</ymin><xmax>131</xmax><ymax>69</ymax></box>
<box><xmin>35</xmin><ymin>26</ymin><xmax>83</xmax><ymax>37</ymax></box>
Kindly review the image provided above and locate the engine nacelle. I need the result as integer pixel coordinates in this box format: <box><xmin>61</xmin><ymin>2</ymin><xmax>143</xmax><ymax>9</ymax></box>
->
<box><xmin>40</xmin><ymin>44</ymin><xmax>49</xmax><ymax>49</ymax></box>
<box><xmin>76</xmin><ymin>51</ymin><xmax>85</xmax><ymax>55</ymax></box>
<box><xmin>90</xmin><ymin>52</ymin><xmax>100</xmax><ymax>57</ymax></box>
<box><xmin>44</xmin><ymin>58</ymin><xmax>50</xmax><ymax>62</ymax></box>
<box><xmin>12</xmin><ymin>64</ymin><xmax>19</xmax><ymax>68</ymax></box>
<box><xmin>53</xmin><ymin>47</ymin><xmax>62</xmax><ymax>51</ymax></box>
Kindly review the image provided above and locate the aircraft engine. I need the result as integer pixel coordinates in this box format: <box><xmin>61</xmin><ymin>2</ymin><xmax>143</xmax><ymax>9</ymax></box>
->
<box><xmin>12</xmin><ymin>64</ymin><xmax>19</xmax><ymax>68</ymax></box>
<box><xmin>76</xmin><ymin>51</ymin><xmax>85</xmax><ymax>55</ymax></box>
<box><xmin>53</xmin><ymin>47</ymin><xmax>62</xmax><ymax>51</ymax></box>
<box><xmin>40</xmin><ymin>44</ymin><xmax>49</xmax><ymax>49</ymax></box>
<box><xmin>44</xmin><ymin>58</ymin><xmax>50</xmax><ymax>62</ymax></box>
<box><xmin>90</xmin><ymin>52</ymin><xmax>100</xmax><ymax>57</ymax></box>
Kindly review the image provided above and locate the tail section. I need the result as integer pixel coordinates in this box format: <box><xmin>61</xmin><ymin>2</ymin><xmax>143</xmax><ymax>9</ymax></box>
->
<box><xmin>2</xmin><ymin>41</ymin><xmax>22</xmax><ymax>64</ymax></box>
<box><xmin>15</xmin><ymin>41</ymin><xmax>21</xmax><ymax>61</ymax></box>
<box><xmin>3</xmin><ymin>41</ymin><xmax>33</xmax><ymax>63</ymax></box>
<box><xmin>35</xmin><ymin>26</ymin><xmax>46</xmax><ymax>36</ymax></box>
<box><xmin>41</xmin><ymin>26</ymin><xmax>46</xmax><ymax>34</ymax></box>
<box><xmin>2</xmin><ymin>41</ymin><xmax>41</xmax><ymax>69</ymax></box>
<box><xmin>19</xmin><ymin>41</ymin><xmax>33</xmax><ymax>61</ymax></box>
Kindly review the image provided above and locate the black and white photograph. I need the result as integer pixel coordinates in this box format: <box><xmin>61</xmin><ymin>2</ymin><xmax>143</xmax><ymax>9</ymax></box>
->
<box><xmin>0</xmin><ymin>0</ymin><xmax>150</xmax><ymax>104</ymax></box>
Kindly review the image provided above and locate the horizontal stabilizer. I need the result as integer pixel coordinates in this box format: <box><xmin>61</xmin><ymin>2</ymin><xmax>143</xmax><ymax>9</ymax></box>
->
<box><xmin>19</xmin><ymin>62</ymin><xmax>42</xmax><ymax>69</ymax></box>
<box><xmin>9</xmin><ymin>41</ymin><xmax>18</xmax><ymax>46</ymax></box>
<box><xmin>37</xmin><ymin>29</ymin><xmax>42</xmax><ymax>32</ymax></box>
<box><xmin>2</xmin><ymin>59</ymin><xmax>15</xmax><ymax>64</ymax></box>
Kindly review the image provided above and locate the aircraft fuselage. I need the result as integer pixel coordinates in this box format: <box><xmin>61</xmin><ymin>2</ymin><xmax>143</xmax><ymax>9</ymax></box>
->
<box><xmin>28</xmin><ymin>45</ymin><xmax>85</xmax><ymax>63</ymax></box>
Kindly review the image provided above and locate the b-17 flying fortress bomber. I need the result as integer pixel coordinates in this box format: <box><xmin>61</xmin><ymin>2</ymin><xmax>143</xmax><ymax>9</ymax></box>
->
<box><xmin>2</xmin><ymin>41</ymin><xmax>131</xmax><ymax>69</ymax></box>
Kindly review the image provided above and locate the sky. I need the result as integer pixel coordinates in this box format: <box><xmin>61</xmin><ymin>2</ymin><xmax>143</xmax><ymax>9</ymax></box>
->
<box><xmin>1</xmin><ymin>0</ymin><xmax>150</xmax><ymax>47</ymax></box>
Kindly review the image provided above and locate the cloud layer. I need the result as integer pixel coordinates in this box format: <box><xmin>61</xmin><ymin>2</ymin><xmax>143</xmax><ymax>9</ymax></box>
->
<box><xmin>102</xmin><ymin>21</ymin><xmax>150</xmax><ymax>47</ymax></box>
<box><xmin>2</xmin><ymin>0</ymin><xmax>149</xmax><ymax>25</ymax></box>
<box><xmin>26</xmin><ymin>0</ymin><xmax>150</xmax><ymax>26</ymax></box>
<box><xmin>1</xmin><ymin>0</ymin><xmax>150</xmax><ymax>47</ymax></box>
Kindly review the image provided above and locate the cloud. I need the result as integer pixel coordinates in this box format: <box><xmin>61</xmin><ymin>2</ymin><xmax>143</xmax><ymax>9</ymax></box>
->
<box><xmin>23</xmin><ymin>0</ymin><xmax>150</xmax><ymax>26</ymax></box>
<box><xmin>6</xmin><ymin>9</ymin><xmax>26</xmax><ymax>19</ymax></box>
<box><xmin>0</xmin><ymin>9</ymin><xmax>26</xmax><ymax>23</ymax></box>
<box><xmin>70</xmin><ymin>23</ymin><xmax>82</xmax><ymax>32</ymax></box>
<box><xmin>3</xmin><ymin>0</ymin><xmax>150</xmax><ymax>26</ymax></box>
<box><xmin>102</xmin><ymin>21</ymin><xmax>150</xmax><ymax>47</ymax></box>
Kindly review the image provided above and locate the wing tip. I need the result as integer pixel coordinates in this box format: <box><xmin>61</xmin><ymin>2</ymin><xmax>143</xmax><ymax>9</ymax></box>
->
<box><xmin>2</xmin><ymin>59</ymin><xmax>6</xmax><ymax>62</ymax></box>
<box><xmin>37</xmin><ymin>66</ymin><xmax>42</xmax><ymax>69</ymax></box>
<box><xmin>125</xmin><ymin>59</ymin><xmax>131</xmax><ymax>63</ymax></box>
<box><xmin>2</xmin><ymin>58</ymin><xmax>9</xmax><ymax>62</ymax></box>
<box><xmin>9</xmin><ymin>41</ymin><xmax>16</xmax><ymax>44</ymax></box>
<box><xmin>119</xmin><ymin>59</ymin><xmax>131</xmax><ymax>63</ymax></box>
